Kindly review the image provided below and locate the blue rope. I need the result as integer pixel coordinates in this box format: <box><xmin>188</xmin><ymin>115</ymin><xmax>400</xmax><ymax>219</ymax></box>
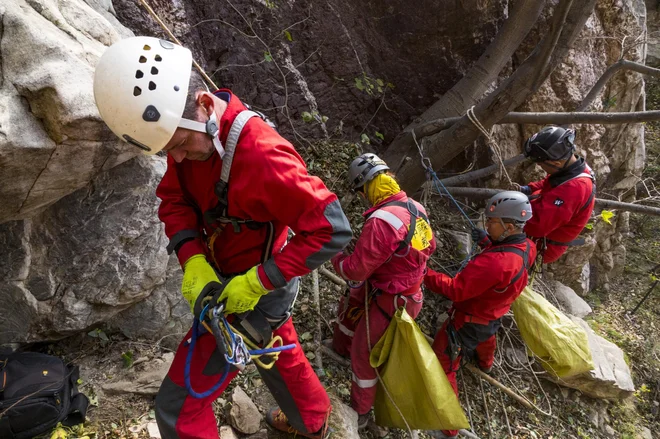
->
<box><xmin>184</xmin><ymin>305</ymin><xmax>296</xmax><ymax>399</ymax></box>
<box><xmin>426</xmin><ymin>168</ymin><xmax>476</xmax><ymax>229</ymax></box>
<box><xmin>184</xmin><ymin>316</ymin><xmax>231</xmax><ymax>399</ymax></box>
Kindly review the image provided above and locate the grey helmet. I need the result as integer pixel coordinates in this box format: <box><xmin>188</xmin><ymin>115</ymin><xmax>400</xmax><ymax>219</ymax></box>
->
<box><xmin>348</xmin><ymin>153</ymin><xmax>390</xmax><ymax>189</ymax></box>
<box><xmin>485</xmin><ymin>191</ymin><xmax>532</xmax><ymax>224</ymax></box>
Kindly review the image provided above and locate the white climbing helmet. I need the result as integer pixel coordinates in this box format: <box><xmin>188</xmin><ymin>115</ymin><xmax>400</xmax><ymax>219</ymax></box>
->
<box><xmin>348</xmin><ymin>153</ymin><xmax>390</xmax><ymax>189</ymax></box>
<box><xmin>485</xmin><ymin>191</ymin><xmax>533</xmax><ymax>224</ymax></box>
<box><xmin>94</xmin><ymin>36</ymin><xmax>223</xmax><ymax>156</ymax></box>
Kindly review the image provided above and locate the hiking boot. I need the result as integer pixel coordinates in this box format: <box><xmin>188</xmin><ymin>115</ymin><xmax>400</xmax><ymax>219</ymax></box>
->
<box><xmin>357</xmin><ymin>413</ymin><xmax>371</xmax><ymax>430</ymax></box>
<box><xmin>266</xmin><ymin>407</ymin><xmax>329</xmax><ymax>439</ymax></box>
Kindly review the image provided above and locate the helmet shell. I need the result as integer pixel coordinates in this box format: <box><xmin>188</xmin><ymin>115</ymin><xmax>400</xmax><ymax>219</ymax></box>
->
<box><xmin>348</xmin><ymin>153</ymin><xmax>390</xmax><ymax>189</ymax></box>
<box><xmin>524</xmin><ymin>126</ymin><xmax>576</xmax><ymax>162</ymax></box>
<box><xmin>94</xmin><ymin>37</ymin><xmax>193</xmax><ymax>154</ymax></box>
<box><xmin>485</xmin><ymin>191</ymin><xmax>533</xmax><ymax>223</ymax></box>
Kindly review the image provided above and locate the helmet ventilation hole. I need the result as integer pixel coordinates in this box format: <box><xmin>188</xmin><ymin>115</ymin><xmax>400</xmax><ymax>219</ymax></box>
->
<box><xmin>139</xmin><ymin>56</ymin><xmax>147</xmax><ymax>63</ymax></box>
<box><xmin>151</xmin><ymin>67</ymin><xmax>159</xmax><ymax>75</ymax></box>
<box><xmin>155</xmin><ymin>55</ymin><xmax>162</xmax><ymax>62</ymax></box>
<box><xmin>133</xmin><ymin>86</ymin><xmax>142</xmax><ymax>96</ymax></box>
<box><xmin>148</xmin><ymin>81</ymin><xmax>157</xmax><ymax>91</ymax></box>
<box><xmin>135</xmin><ymin>70</ymin><xmax>144</xmax><ymax>79</ymax></box>
<box><xmin>143</xmin><ymin>44</ymin><xmax>151</xmax><ymax>51</ymax></box>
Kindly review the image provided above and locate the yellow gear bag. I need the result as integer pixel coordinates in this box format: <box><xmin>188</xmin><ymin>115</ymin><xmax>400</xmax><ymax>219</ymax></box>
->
<box><xmin>369</xmin><ymin>308</ymin><xmax>469</xmax><ymax>430</ymax></box>
<box><xmin>511</xmin><ymin>286</ymin><xmax>594</xmax><ymax>378</ymax></box>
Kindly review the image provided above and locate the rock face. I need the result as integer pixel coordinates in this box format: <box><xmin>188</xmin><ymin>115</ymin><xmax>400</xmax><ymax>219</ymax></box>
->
<box><xmin>551</xmin><ymin>281</ymin><xmax>593</xmax><ymax>318</ymax></box>
<box><xmin>0</xmin><ymin>156</ymin><xmax>174</xmax><ymax>343</ymax></box>
<box><xmin>0</xmin><ymin>0</ymin><xmax>137</xmax><ymax>224</ymax></box>
<box><xmin>555</xmin><ymin>317</ymin><xmax>636</xmax><ymax>400</ymax></box>
<box><xmin>229</xmin><ymin>386</ymin><xmax>263</xmax><ymax>434</ymax></box>
<box><xmin>327</xmin><ymin>393</ymin><xmax>359</xmax><ymax>439</ymax></box>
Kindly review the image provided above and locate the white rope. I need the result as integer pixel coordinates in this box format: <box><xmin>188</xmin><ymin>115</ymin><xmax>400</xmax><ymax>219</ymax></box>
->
<box><xmin>364</xmin><ymin>284</ymin><xmax>414</xmax><ymax>438</ymax></box>
<box><xmin>465</xmin><ymin>106</ymin><xmax>517</xmax><ymax>190</ymax></box>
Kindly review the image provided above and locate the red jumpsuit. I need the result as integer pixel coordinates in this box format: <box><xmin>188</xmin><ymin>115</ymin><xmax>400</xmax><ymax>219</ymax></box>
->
<box><xmin>524</xmin><ymin>158</ymin><xmax>595</xmax><ymax>263</ymax></box>
<box><xmin>331</xmin><ymin>191</ymin><xmax>435</xmax><ymax>415</ymax></box>
<box><xmin>424</xmin><ymin>234</ymin><xmax>536</xmax><ymax>437</ymax></box>
<box><xmin>155</xmin><ymin>90</ymin><xmax>352</xmax><ymax>438</ymax></box>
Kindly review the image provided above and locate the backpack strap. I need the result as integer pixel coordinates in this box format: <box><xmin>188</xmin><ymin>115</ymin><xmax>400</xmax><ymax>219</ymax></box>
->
<box><xmin>366</xmin><ymin>198</ymin><xmax>430</xmax><ymax>253</ymax></box>
<box><xmin>482</xmin><ymin>241</ymin><xmax>530</xmax><ymax>293</ymax></box>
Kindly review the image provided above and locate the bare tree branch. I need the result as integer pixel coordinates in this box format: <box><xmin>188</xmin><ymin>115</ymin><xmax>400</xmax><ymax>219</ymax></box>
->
<box><xmin>413</xmin><ymin>110</ymin><xmax>660</xmax><ymax>139</ymax></box>
<box><xmin>439</xmin><ymin>186</ymin><xmax>660</xmax><ymax>216</ymax></box>
<box><xmin>577</xmin><ymin>60</ymin><xmax>660</xmax><ymax>111</ymax></box>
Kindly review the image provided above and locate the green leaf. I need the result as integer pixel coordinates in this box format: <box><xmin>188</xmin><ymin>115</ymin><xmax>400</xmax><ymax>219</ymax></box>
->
<box><xmin>149</xmin><ymin>410</ymin><xmax>156</xmax><ymax>419</ymax></box>
<box><xmin>584</xmin><ymin>222</ymin><xmax>593</xmax><ymax>230</ymax></box>
<box><xmin>321</xmin><ymin>115</ymin><xmax>329</xmax><ymax>123</ymax></box>
<box><xmin>650</xmin><ymin>274</ymin><xmax>658</xmax><ymax>282</ymax></box>
<box><xmin>601</xmin><ymin>209</ymin><xmax>615</xmax><ymax>225</ymax></box>
<box><xmin>264</xmin><ymin>51</ymin><xmax>273</xmax><ymax>62</ymax></box>
<box><xmin>87</xmin><ymin>330</ymin><xmax>98</xmax><ymax>338</ymax></box>
<box><xmin>376</xmin><ymin>78</ymin><xmax>384</xmax><ymax>87</ymax></box>
<box><xmin>283</xmin><ymin>30</ymin><xmax>293</xmax><ymax>42</ymax></box>
<box><xmin>354</xmin><ymin>78</ymin><xmax>365</xmax><ymax>91</ymax></box>
<box><xmin>121</xmin><ymin>351</ymin><xmax>134</xmax><ymax>368</ymax></box>
<box><xmin>360</xmin><ymin>133</ymin><xmax>370</xmax><ymax>144</ymax></box>
<box><xmin>97</xmin><ymin>330</ymin><xmax>109</xmax><ymax>342</ymax></box>
<box><xmin>76</xmin><ymin>378</ymin><xmax>83</xmax><ymax>385</ymax></box>
<box><xmin>375</xmin><ymin>131</ymin><xmax>384</xmax><ymax>140</ymax></box>
<box><xmin>111</xmin><ymin>423</ymin><xmax>118</xmax><ymax>429</ymax></box>
<box><xmin>301</xmin><ymin>111</ymin><xmax>313</xmax><ymax>123</ymax></box>
<box><xmin>301</xmin><ymin>332</ymin><xmax>313</xmax><ymax>341</ymax></box>
<box><xmin>305</xmin><ymin>352</ymin><xmax>316</xmax><ymax>360</ymax></box>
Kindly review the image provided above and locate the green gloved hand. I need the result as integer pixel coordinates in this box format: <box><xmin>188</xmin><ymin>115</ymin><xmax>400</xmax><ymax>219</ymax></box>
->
<box><xmin>181</xmin><ymin>254</ymin><xmax>220</xmax><ymax>313</ymax></box>
<box><xmin>218</xmin><ymin>266</ymin><xmax>271</xmax><ymax>315</ymax></box>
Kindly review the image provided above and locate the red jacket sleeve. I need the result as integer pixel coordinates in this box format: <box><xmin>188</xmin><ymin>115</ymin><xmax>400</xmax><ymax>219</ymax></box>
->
<box><xmin>156</xmin><ymin>156</ymin><xmax>207</xmax><ymax>266</ymax></box>
<box><xmin>527</xmin><ymin>177</ymin><xmax>548</xmax><ymax>193</ymax></box>
<box><xmin>424</xmin><ymin>255</ymin><xmax>501</xmax><ymax>302</ymax></box>
<box><xmin>331</xmin><ymin>217</ymin><xmax>400</xmax><ymax>282</ymax></box>
<box><xmin>523</xmin><ymin>182</ymin><xmax>584</xmax><ymax>238</ymax></box>
<box><xmin>243</xmin><ymin>137</ymin><xmax>352</xmax><ymax>290</ymax></box>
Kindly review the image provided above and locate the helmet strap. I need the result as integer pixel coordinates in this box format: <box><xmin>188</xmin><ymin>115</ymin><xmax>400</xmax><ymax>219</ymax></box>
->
<box><xmin>177</xmin><ymin>113</ymin><xmax>226</xmax><ymax>158</ymax></box>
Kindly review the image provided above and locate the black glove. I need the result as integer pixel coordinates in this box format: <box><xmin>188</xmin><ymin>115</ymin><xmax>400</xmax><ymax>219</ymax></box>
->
<box><xmin>471</xmin><ymin>228</ymin><xmax>489</xmax><ymax>247</ymax></box>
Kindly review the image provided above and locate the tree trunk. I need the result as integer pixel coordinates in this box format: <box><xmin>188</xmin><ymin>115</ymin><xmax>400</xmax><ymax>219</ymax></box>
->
<box><xmin>393</xmin><ymin>0</ymin><xmax>598</xmax><ymax>193</ymax></box>
<box><xmin>382</xmin><ymin>0</ymin><xmax>547</xmax><ymax>168</ymax></box>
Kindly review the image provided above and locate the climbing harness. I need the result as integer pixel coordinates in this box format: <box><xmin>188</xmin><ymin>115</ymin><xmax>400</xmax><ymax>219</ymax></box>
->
<box><xmin>184</xmin><ymin>283</ymin><xmax>296</xmax><ymax>399</ymax></box>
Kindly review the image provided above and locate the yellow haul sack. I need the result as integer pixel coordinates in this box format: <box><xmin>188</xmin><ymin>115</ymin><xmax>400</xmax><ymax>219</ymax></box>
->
<box><xmin>369</xmin><ymin>308</ymin><xmax>469</xmax><ymax>430</ymax></box>
<box><xmin>511</xmin><ymin>286</ymin><xmax>594</xmax><ymax>378</ymax></box>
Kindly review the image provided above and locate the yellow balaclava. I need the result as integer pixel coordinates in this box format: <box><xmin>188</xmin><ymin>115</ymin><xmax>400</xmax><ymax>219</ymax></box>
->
<box><xmin>365</xmin><ymin>173</ymin><xmax>401</xmax><ymax>206</ymax></box>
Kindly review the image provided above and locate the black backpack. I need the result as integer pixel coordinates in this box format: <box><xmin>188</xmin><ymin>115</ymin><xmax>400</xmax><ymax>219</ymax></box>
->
<box><xmin>0</xmin><ymin>352</ymin><xmax>89</xmax><ymax>439</ymax></box>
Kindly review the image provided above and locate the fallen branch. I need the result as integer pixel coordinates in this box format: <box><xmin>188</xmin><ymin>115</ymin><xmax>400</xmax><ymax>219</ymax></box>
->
<box><xmin>440</xmin><ymin>186</ymin><xmax>660</xmax><ymax>216</ymax></box>
<box><xmin>413</xmin><ymin>110</ymin><xmax>660</xmax><ymax>139</ymax></box>
<box><xmin>312</xmin><ymin>270</ymin><xmax>323</xmax><ymax>373</ymax></box>
<box><xmin>439</xmin><ymin>155</ymin><xmax>527</xmax><ymax>187</ymax></box>
<box><xmin>321</xmin><ymin>343</ymin><xmax>350</xmax><ymax>368</ymax></box>
<box><xmin>420</xmin><ymin>333</ymin><xmax>536</xmax><ymax>412</ymax></box>
<box><xmin>319</xmin><ymin>266</ymin><xmax>347</xmax><ymax>287</ymax></box>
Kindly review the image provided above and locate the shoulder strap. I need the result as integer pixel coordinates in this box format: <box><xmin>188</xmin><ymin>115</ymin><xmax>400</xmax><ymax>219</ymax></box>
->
<box><xmin>484</xmin><ymin>241</ymin><xmax>530</xmax><ymax>293</ymax></box>
<box><xmin>214</xmin><ymin>110</ymin><xmax>259</xmax><ymax>204</ymax></box>
<box><xmin>367</xmin><ymin>198</ymin><xmax>429</xmax><ymax>253</ymax></box>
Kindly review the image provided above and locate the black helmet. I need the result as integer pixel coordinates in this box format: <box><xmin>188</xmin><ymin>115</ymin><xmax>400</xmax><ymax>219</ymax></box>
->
<box><xmin>524</xmin><ymin>126</ymin><xmax>576</xmax><ymax>162</ymax></box>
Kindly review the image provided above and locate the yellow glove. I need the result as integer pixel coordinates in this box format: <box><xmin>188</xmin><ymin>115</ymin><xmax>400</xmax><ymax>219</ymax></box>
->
<box><xmin>218</xmin><ymin>266</ymin><xmax>271</xmax><ymax>315</ymax></box>
<box><xmin>181</xmin><ymin>254</ymin><xmax>220</xmax><ymax>313</ymax></box>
